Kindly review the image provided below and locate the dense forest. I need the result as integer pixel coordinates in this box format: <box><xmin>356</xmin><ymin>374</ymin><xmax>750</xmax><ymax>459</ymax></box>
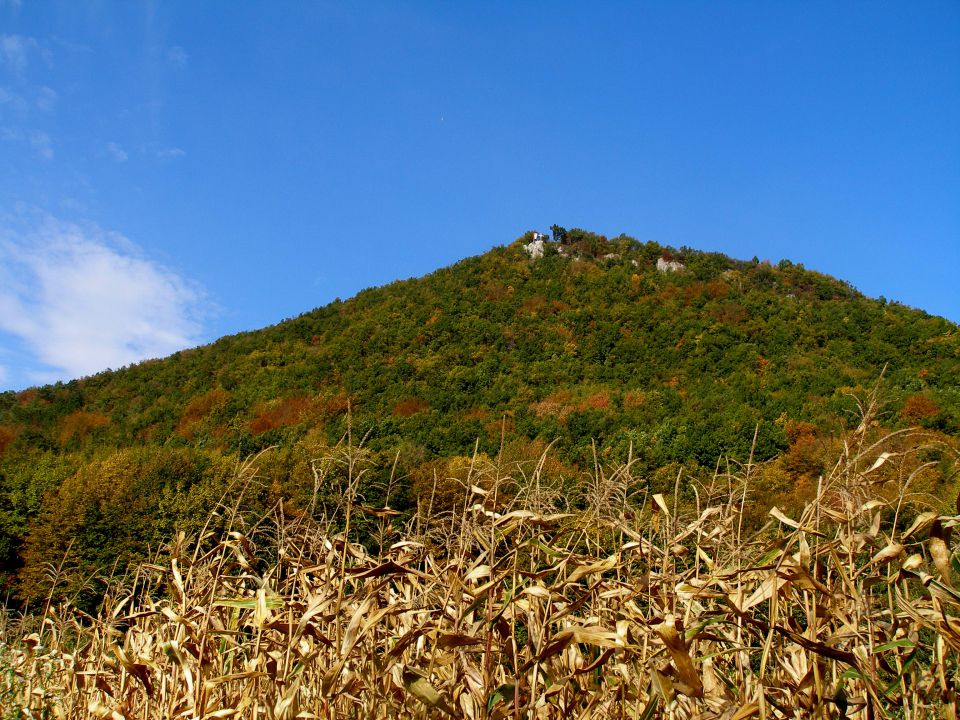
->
<box><xmin>1</xmin><ymin>229</ymin><xmax>958</xmax><ymax>604</ymax></box>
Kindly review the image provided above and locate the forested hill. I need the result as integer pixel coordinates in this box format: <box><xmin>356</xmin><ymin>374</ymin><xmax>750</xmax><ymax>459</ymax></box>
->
<box><xmin>1</xmin><ymin>229</ymin><xmax>958</xmax><ymax>601</ymax></box>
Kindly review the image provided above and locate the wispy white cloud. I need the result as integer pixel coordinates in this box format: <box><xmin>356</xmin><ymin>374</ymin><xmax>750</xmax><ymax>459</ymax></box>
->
<box><xmin>0</xmin><ymin>36</ymin><xmax>58</xmax><ymax>169</ymax></box>
<box><xmin>0</xmin><ymin>215</ymin><xmax>209</xmax><ymax>383</ymax></box>
<box><xmin>34</xmin><ymin>84</ymin><xmax>56</xmax><ymax>111</ymax></box>
<box><xmin>28</xmin><ymin>129</ymin><xmax>52</xmax><ymax>159</ymax></box>
<box><xmin>0</xmin><ymin>86</ymin><xmax>27</xmax><ymax>113</ymax></box>
<box><xmin>1</xmin><ymin>125</ymin><xmax>53</xmax><ymax>158</ymax></box>
<box><xmin>0</xmin><ymin>34</ymin><xmax>39</xmax><ymax>75</ymax></box>
<box><xmin>166</xmin><ymin>45</ymin><xmax>188</xmax><ymax>69</ymax></box>
<box><xmin>106</xmin><ymin>141</ymin><xmax>128</xmax><ymax>162</ymax></box>
<box><xmin>60</xmin><ymin>197</ymin><xmax>90</xmax><ymax>213</ymax></box>
<box><xmin>157</xmin><ymin>146</ymin><xmax>185</xmax><ymax>159</ymax></box>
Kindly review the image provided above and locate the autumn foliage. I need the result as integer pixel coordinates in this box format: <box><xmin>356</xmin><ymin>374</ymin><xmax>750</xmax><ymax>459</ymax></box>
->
<box><xmin>0</xmin><ymin>424</ymin><xmax>19</xmax><ymax>455</ymax></box>
<box><xmin>248</xmin><ymin>395</ymin><xmax>317</xmax><ymax>434</ymax></box>
<box><xmin>901</xmin><ymin>393</ymin><xmax>941</xmax><ymax>424</ymax></box>
<box><xmin>57</xmin><ymin>410</ymin><xmax>109</xmax><ymax>446</ymax></box>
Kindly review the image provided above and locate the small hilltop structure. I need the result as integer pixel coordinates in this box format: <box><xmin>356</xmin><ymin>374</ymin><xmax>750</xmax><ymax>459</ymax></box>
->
<box><xmin>523</xmin><ymin>226</ymin><xmax>684</xmax><ymax>274</ymax></box>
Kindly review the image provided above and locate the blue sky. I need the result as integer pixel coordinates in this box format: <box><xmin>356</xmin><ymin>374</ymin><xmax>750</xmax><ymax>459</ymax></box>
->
<box><xmin>1</xmin><ymin>1</ymin><xmax>957</xmax><ymax>390</ymax></box>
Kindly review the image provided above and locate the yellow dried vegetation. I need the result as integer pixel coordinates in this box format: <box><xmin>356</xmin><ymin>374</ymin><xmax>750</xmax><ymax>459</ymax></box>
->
<box><xmin>3</xmin><ymin>401</ymin><xmax>960</xmax><ymax>719</ymax></box>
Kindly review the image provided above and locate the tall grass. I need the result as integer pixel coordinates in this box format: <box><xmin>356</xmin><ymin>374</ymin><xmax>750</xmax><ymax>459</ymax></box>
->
<box><xmin>2</xmin><ymin>407</ymin><xmax>959</xmax><ymax>718</ymax></box>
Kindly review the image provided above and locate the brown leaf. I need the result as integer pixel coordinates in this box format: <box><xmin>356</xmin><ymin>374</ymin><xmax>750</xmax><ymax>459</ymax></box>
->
<box><xmin>929</xmin><ymin>519</ymin><xmax>954</xmax><ymax>587</ymax></box>
<box><xmin>866</xmin><ymin>542</ymin><xmax>905</xmax><ymax>569</ymax></box>
<box><xmin>902</xmin><ymin>512</ymin><xmax>939</xmax><ymax>541</ymax></box>
<box><xmin>650</xmin><ymin>667</ymin><xmax>675</xmax><ymax>702</ymax></box>
<box><xmin>436</xmin><ymin>632</ymin><xmax>483</xmax><ymax>648</ymax></box>
<box><xmin>730</xmin><ymin>703</ymin><xmax>760</xmax><ymax>720</ymax></box>
<box><xmin>402</xmin><ymin>667</ymin><xmax>457</xmax><ymax>717</ymax></box>
<box><xmin>655</xmin><ymin>615</ymin><xmax>703</xmax><ymax>698</ymax></box>
<box><xmin>566</xmin><ymin>554</ymin><xmax>618</xmax><ymax>584</ymax></box>
<box><xmin>355</xmin><ymin>504</ymin><xmax>402</xmax><ymax>518</ymax></box>
<box><xmin>346</xmin><ymin>560</ymin><xmax>412</xmax><ymax>579</ymax></box>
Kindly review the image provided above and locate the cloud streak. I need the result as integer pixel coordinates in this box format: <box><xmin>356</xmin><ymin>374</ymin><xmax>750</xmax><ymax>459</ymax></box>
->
<box><xmin>34</xmin><ymin>84</ymin><xmax>56</xmax><ymax>111</ymax></box>
<box><xmin>0</xmin><ymin>34</ymin><xmax>39</xmax><ymax>75</ymax></box>
<box><xmin>0</xmin><ymin>126</ymin><xmax>54</xmax><ymax>159</ymax></box>
<box><xmin>0</xmin><ymin>215</ymin><xmax>209</xmax><ymax>384</ymax></box>
<box><xmin>106</xmin><ymin>141</ymin><xmax>128</xmax><ymax>162</ymax></box>
<box><xmin>157</xmin><ymin>146</ymin><xmax>185</xmax><ymax>159</ymax></box>
<box><xmin>29</xmin><ymin>129</ymin><xmax>52</xmax><ymax>159</ymax></box>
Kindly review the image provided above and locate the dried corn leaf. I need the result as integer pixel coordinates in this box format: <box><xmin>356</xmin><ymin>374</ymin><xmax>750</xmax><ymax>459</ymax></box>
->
<box><xmin>566</xmin><ymin>555</ymin><xmax>618</xmax><ymax>584</ymax></box>
<box><xmin>930</xmin><ymin>520</ymin><xmax>954</xmax><ymax>586</ymax></box>
<box><xmin>903</xmin><ymin>511</ymin><xmax>939</xmax><ymax>541</ymax></box>
<box><xmin>655</xmin><ymin>615</ymin><xmax>703</xmax><ymax>698</ymax></box>
<box><xmin>402</xmin><ymin>667</ymin><xmax>457</xmax><ymax>717</ymax></box>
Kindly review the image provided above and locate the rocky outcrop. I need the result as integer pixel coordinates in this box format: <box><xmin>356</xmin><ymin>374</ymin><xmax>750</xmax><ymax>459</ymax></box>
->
<box><xmin>524</xmin><ymin>239</ymin><xmax>546</xmax><ymax>259</ymax></box>
<box><xmin>656</xmin><ymin>257</ymin><xmax>684</xmax><ymax>273</ymax></box>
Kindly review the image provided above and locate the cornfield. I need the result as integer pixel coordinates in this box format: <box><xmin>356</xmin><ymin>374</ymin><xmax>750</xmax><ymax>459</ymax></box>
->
<box><xmin>3</xmin><ymin>411</ymin><xmax>960</xmax><ymax>718</ymax></box>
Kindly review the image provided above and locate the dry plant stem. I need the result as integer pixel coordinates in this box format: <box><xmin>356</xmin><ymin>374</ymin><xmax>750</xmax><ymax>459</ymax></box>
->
<box><xmin>4</xmin><ymin>400</ymin><xmax>960</xmax><ymax>719</ymax></box>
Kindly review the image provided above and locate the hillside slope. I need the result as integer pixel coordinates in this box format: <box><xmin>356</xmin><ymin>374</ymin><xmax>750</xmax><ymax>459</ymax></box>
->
<box><xmin>1</xmin><ymin>229</ymin><xmax>958</xmax><ymax>599</ymax></box>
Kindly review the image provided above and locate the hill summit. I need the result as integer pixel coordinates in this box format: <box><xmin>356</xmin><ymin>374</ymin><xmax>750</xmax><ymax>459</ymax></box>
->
<box><xmin>1</xmin><ymin>228</ymin><xmax>958</xmax><ymax>600</ymax></box>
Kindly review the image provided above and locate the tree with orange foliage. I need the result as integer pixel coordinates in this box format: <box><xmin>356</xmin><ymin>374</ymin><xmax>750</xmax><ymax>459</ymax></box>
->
<box><xmin>901</xmin><ymin>394</ymin><xmax>940</xmax><ymax>425</ymax></box>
